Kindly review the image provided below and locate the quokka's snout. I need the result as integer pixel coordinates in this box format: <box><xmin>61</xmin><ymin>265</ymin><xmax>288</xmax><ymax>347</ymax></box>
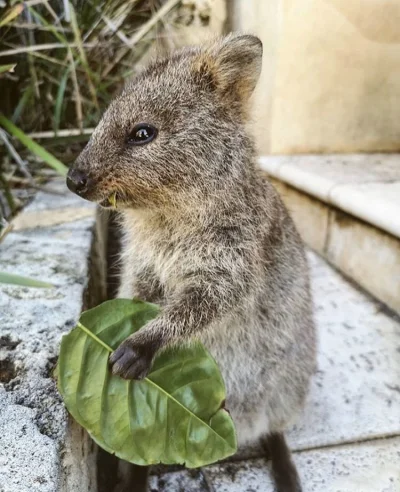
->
<box><xmin>66</xmin><ymin>168</ymin><xmax>92</xmax><ymax>197</ymax></box>
<box><xmin>66</xmin><ymin>166</ymin><xmax>122</xmax><ymax>207</ymax></box>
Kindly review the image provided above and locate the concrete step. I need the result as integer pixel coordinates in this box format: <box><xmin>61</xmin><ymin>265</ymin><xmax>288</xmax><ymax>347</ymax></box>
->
<box><xmin>259</xmin><ymin>154</ymin><xmax>400</xmax><ymax>314</ymax></box>
<box><xmin>150</xmin><ymin>251</ymin><xmax>400</xmax><ymax>492</ymax></box>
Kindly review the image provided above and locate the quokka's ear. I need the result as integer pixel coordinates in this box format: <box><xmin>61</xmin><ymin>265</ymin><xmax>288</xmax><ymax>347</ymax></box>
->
<box><xmin>197</xmin><ymin>33</ymin><xmax>263</xmax><ymax>102</ymax></box>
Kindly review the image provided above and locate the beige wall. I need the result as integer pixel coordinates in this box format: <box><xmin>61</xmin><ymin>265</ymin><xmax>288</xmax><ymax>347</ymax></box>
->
<box><xmin>233</xmin><ymin>0</ymin><xmax>400</xmax><ymax>154</ymax></box>
<box><xmin>136</xmin><ymin>1</ymin><xmax>227</xmax><ymax>75</ymax></box>
<box><xmin>232</xmin><ymin>0</ymin><xmax>282</xmax><ymax>154</ymax></box>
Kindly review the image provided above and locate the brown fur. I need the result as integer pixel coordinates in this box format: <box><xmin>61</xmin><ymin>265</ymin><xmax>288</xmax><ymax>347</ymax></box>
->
<box><xmin>67</xmin><ymin>33</ymin><xmax>316</xmax><ymax>492</ymax></box>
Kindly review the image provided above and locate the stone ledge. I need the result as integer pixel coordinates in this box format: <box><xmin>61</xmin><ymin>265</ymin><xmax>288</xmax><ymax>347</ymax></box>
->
<box><xmin>0</xmin><ymin>180</ymin><xmax>107</xmax><ymax>492</ymax></box>
<box><xmin>263</xmin><ymin>167</ymin><xmax>400</xmax><ymax>314</ymax></box>
<box><xmin>259</xmin><ymin>154</ymin><xmax>400</xmax><ymax>239</ymax></box>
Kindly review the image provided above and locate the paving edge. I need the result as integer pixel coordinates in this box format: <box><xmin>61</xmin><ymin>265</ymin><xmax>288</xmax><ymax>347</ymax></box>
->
<box><xmin>0</xmin><ymin>180</ymin><xmax>109</xmax><ymax>492</ymax></box>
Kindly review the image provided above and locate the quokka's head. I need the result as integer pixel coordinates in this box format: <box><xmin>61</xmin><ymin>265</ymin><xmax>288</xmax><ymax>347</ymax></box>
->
<box><xmin>67</xmin><ymin>33</ymin><xmax>262</xmax><ymax>210</ymax></box>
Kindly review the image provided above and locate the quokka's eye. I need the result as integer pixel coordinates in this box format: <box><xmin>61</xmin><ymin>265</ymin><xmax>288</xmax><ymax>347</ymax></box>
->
<box><xmin>126</xmin><ymin>123</ymin><xmax>158</xmax><ymax>146</ymax></box>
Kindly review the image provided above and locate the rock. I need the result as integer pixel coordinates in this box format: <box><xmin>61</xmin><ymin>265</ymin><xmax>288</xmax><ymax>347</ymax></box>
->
<box><xmin>0</xmin><ymin>180</ymin><xmax>106</xmax><ymax>492</ymax></box>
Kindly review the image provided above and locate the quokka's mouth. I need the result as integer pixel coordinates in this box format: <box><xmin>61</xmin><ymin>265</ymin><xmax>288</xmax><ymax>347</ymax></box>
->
<box><xmin>99</xmin><ymin>192</ymin><xmax>124</xmax><ymax>209</ymax></box>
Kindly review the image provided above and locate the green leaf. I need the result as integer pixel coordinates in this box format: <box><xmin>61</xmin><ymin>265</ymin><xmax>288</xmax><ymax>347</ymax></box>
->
<box><xmin>57</xmin><ymin>299</ymin><xmax>237</xmax><ymax>468</ymax></box>
<box><xmin>0</xmin><ymin>272</ymin><xmax>53</xmax><ymax>288</ymax></box>
<box><xmin>0</xmin><ymin>114</ymin><xmax>68</xmax><ymax>176</ymax></box>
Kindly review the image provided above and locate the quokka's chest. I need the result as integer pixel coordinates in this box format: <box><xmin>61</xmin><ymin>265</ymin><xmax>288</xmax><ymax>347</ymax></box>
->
<box><xmin>124</xmin><ymin>228</ymin><xmax>197</xmax><ymax>286</ymax></box>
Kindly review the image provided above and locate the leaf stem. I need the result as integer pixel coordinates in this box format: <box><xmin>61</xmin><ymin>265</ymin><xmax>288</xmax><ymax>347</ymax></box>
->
<box><xmin>77</xmin><ymin>322</ymin><xmax>113</xmax><ymax>353</ymax></box>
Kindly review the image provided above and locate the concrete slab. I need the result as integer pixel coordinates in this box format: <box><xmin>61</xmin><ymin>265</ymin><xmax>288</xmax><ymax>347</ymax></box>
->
<box><xmin>0</xmin><ymin>390</ymin><xmax>60</xmax><ymax>492</ymax></box>
<box><xmin>204</xmin><ymin>437</ymin><xmax>400</xmax><ymax>492</ymax></box>
<box><xmin>288</xmin><ymin>252</ymin><xmax>400</xmax><ymax>450</ymax></box>
<box><xmin>149</xmin><ymin>469</ymin><xmax>210</xmax><ymax>492</ymax></box>
<box><xmin>264</xmin><ymin>160</ymin><xmax>400</xmax><ymax>313</ymax></box>
<box><xmin>259</xmin><ymin>154</ymin><xmax>400</xmax><ymax>238</ymax></box>
<box><xmin>260</xmin><ymin>154</ymin><xmax>400</xmax><ymax>187</ymax></box>
<box><xmin>326</xmin><ymin>208</ymin><xmax>400</xmax><ymax>314</ymax></box>
<box><xmin>329</xmin><ymin>181</ymin><xmax>400</xmax><ymax>241</ymax></box>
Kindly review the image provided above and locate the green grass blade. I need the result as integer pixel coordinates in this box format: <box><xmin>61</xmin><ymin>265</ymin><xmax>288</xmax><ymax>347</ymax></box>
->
<box><xmin>0</xmin><ymin>64</ymin><xmax>16</xmax><ymax>74</ymax></box>
<box><xmin>0</xmin><ymin>4</ymin><xmax>24</xmax><ymax>27</ymax></box>
<box><xmin>0</xmin><ymin>272</ymin><xmax>54</xmax><ymax>288</ymax></box>
<box><xmin>0</xmin><ymin>114</ymin><xmax>68</xmax><ymax>176</ymax></box>
<box><xmin>27</xmin><ymin>6</ymin><xmax>67</xmax><ymax>45</ymax></box>
<box><xmin>12</xmin><ymin>86</ymin><xmax>33</xmax><ymax>123</ymax></box>
<box><xmin>68</xmin><ymin>2</ymin><xmax>99</xmax><ymax>109</ymax></box>
<box><xmin>54</xmin><ymin>67</ymin><xmax>70</xmax><ymax>133</ymax></box>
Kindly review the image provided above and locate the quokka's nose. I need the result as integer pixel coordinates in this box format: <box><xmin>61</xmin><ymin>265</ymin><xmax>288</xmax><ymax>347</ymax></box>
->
<box><xmin>66</xmin><ymin>169</ymin><xmax>92</xmax><ymax>195</ymax></box>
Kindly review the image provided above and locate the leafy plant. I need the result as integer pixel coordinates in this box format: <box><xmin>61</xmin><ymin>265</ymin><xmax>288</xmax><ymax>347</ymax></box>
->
<box><xmin>57</xmin><ymin>298</ymin><xmax>237</xmax><ymax>467</ymax></box>
<box><xmin>0</xmin><ymin>0</ymin><xmax>181</xmax><ymax>134</ymax></box>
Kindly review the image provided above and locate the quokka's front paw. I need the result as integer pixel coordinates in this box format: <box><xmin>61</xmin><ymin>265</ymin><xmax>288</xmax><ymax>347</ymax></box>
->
<box><xmin>109</xmin><ymin>336</ymin><xmax>157</xmax><ymax>380</ymax></box>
